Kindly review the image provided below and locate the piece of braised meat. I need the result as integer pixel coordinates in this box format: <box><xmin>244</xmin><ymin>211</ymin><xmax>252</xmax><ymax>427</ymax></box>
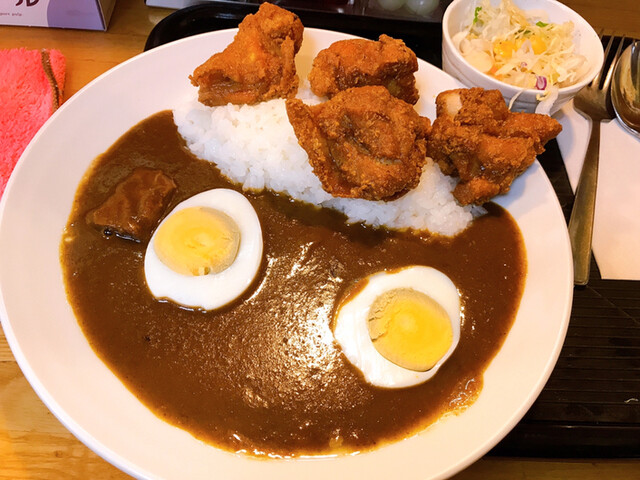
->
<box><xmin>87</xmin><ymin>168</ymin><xmax>176</xmax><ymax>243</ymax></box>
<box><xmin>189</xmin><ymin>2</ymin><xmax>304</xmax><ymax>106</ymax></box>
<box><xmin>308</xmin><ymin>34</ymin><xmax>420</xmax><ymax>105</ymax></box>
<box><xmin>286</xmin><ymin>86</ymin><xmax>431</xmax><ymax>201</ymax></box>
<box><xmin>427</xmin><ymin>88</ymin><xmax>562</xmax><ymax>205</ymax></box>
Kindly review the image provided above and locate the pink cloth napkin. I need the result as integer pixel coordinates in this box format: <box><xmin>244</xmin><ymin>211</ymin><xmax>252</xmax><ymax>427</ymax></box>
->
<box><xmin>0</xmin><ymin>48</ymin><xmax>66</xmax><ymax>197</ymax></box>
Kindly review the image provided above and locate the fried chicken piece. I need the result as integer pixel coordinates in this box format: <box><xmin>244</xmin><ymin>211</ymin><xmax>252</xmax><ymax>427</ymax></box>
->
<box><xmin>286</xmin><ymin>86</ymin><xmax>431</xmax><ymax>201</ymax></box>
<box><xmin>308</xmin><ymin>34</ymin><xmax>420</xmax><ymax>105</ymax></box>
<box><xmin>427</xmin><ymin>88</ymin><xmax>562</xmax><ymax>205</ymax></box>
<box><xmin>189</xmin><ymin>3</ymin><xmax>304</xmax><ymax>106</ymax></box>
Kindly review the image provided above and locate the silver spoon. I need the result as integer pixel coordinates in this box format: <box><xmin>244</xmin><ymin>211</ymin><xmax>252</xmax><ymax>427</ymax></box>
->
<box><xmin>611</xmin><ymin>40</ymin><xmax>640</xmax><ymax>138</ymax></box>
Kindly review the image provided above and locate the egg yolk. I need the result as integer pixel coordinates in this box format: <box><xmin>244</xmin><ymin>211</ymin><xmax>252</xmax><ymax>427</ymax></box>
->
<box><xmin>153</xmin><ymin>207</ymin><xmax>240</xmax><ymax>276</ymax></box>
<box><xmin>367</xmin><ymin>288</ymin><xmax>453</xmax><ymax>372</ymax></box>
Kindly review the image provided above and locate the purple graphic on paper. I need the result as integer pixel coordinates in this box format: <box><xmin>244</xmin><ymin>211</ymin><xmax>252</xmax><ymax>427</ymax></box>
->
<box><xmin>46</xmin><ymin>0</ymin><xmax>103</xmax><ymax>30</ymax></box>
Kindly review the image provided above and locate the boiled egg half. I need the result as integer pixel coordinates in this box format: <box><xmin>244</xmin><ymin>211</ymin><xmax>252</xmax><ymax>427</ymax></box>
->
<box><xmin>144</xmin><ymin>188</ymin><xmax>263</xmax><ymax>310</ymax></box>
<box><xmin>334</xmin><ymin>266</ymin><xmax>461</xmax><ymax>388</ymax></box>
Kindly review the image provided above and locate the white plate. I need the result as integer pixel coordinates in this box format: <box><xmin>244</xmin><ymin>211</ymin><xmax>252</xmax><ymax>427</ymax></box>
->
<box><xmin>0</xmin><ymin>28</ymin><xmax>572</xmax><ymax>480</ymax></box>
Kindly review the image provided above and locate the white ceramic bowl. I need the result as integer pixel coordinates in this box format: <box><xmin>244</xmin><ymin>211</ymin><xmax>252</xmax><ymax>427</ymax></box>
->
<box><xmin>0</xmin><ymin>29</ymin><xmax>573</xmax><ymax>480</ymax></box>
<box><xmin>442</xmin><ymin>0</ymin><xmax>604</xmax><ymax>114</ymax></box>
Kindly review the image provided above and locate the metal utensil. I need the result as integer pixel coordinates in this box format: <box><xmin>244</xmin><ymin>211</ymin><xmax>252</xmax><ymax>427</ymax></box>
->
<box><xmin>611</xmin><ymin>40</ymin><xmax>640</xmax><ymax>138</ymax></box>
<box><xmin>568</xmin><ymin>35</ymin><xmax>625</xmax><ymax>286</ymax></box>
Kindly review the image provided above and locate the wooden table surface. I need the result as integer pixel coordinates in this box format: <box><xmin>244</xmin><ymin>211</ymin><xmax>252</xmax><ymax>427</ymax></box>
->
<box><xmin>1</xmin><ymin>1</ymin><xmax>639</xmax><ymax>479</ymax></box>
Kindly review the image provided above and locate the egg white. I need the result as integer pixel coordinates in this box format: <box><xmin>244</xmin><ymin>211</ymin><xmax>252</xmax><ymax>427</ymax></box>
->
<box><xmin>144</xmin><ymin>188</ymin><xmax>263</xmax><ymax>310</ymax></box>
<box><xmin>333</xmin><ymin>266</ymin><xmax>461</xmax><ymax>388</ymax></box>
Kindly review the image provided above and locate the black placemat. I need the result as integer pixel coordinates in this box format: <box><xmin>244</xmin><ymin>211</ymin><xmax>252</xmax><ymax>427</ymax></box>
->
<box><xmin>144</xmin><ymin>4</ymin><xmax>640</xmax><ymax>458</ymax></box>
<box><xmin>144</xmin><ymin>2</ymin><xmax>445</xmax><ymax>66</ymax></box>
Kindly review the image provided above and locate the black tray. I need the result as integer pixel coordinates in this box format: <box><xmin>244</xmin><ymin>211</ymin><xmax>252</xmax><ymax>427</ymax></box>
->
<box><xmin>145</xmin><ymin>4</ymin><xmax>640</xmax><ymax>458</ymax></box>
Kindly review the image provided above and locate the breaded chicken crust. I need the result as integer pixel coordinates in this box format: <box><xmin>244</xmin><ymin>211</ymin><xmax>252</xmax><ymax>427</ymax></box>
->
<box><xmin>286</xmin><ymin>86</ymin><xmax>431</xmax><ymax>201</ymax></box>
<box><xmin>427</xmin><ymin>88</ymin><xmax>562</xmax><ymax>205</ymax></box>
<box><xmin>308</xmin><ymin>34</ymin><xmax>420</xmax><ymax>105</ymax></box>
<box><xmin>189</xmin><ymin>3</ymin><xmax>303</xmax><ymax>106</ymax></box>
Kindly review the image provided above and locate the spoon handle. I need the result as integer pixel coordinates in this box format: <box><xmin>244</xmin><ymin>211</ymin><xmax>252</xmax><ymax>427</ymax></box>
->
<box><xmin>568</xmin><ymin>119</ymin><xmax>600</xmax><ymax>286</ymax></box>
<box><xmin>632</xmin><ymin>41</ymin><xmax>640</xmax><ymax>103</ymax></box>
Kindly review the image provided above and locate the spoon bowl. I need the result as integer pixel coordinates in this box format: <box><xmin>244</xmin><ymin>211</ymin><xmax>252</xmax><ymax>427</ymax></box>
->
<box><xmin>611</xmin><ymin>41</ymin><xmax>640</xmax><ymax>138</ymax></box>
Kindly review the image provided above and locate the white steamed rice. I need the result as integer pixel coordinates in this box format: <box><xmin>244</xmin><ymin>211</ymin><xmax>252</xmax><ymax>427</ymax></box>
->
<box><xmin>173</xmin><ymin>88</ymin><xmax>480</xmax><ymax>237</ymax></box>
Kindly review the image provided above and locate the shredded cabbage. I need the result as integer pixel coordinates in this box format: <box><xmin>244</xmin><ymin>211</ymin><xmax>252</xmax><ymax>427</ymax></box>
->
<box><xmin>453</xmin><ymin>0</ymin><xmax>588</xmax><ymax>102</ymax></box>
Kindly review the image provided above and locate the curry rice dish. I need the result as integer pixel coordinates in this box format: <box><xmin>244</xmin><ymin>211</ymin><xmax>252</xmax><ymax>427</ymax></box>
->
<box><xmin>60</xmin><ymin>1</ymin><xmax>538</xmax><ymax>457</ymax></box>
<box><xmin>60</xmin><ymin>111</ymin><xmax>526</xmax><ymax>457</ymax></box>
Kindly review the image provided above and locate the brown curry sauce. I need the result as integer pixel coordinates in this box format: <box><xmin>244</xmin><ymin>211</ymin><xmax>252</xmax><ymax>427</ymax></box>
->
<box><xmin>60</xmin><ymin>111</ymin><xmax>526</xmax><ymax>457</ymax></box>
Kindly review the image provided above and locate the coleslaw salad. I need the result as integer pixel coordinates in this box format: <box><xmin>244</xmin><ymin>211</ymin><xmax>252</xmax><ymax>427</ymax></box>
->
<box><xmin>452</xmin><ymin>0</ymin><xmax>588</xmax><ymax>111</ymax></box>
